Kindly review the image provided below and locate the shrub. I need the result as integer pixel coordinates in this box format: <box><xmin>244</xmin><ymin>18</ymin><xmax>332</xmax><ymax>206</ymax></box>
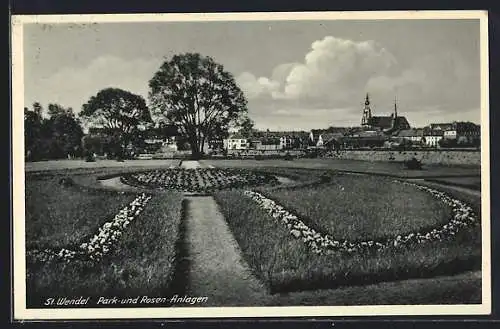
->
<box><xmin>283</xmin><ymin>152</ymin><xmax>294</xmax><ymax>161</ymax></box>
<box><xmin>304</xmin><ymin>150</ymin><xmax>319</xmax><ymax>159</ymax></box>
<box><xmin>85</xmin><ymin>152</ymin><xmax>96</xmax><ymax>162</ymax></box>
<box><xmin>404</xmin><ymin>157</ymin><xmax>422</xmax><ymax>170</ymax></box>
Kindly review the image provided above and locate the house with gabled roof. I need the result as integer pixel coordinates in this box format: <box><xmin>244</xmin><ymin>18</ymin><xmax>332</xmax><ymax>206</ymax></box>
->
<box><xmin>224</xmin><ymin>133</ymin><xmax>250</xmax><ymax>150</ymax></box>
<box><xmin>395</xmin><ymin>128</ymin><xmax>424</xmax><ymax>144</ymax></box>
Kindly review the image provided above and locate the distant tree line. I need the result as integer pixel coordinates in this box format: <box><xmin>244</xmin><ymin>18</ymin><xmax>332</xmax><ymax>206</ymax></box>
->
<box><xmin>24</xmin><ymin>103</ymin><xmax>84</xmax><ymax>161</ymax></box>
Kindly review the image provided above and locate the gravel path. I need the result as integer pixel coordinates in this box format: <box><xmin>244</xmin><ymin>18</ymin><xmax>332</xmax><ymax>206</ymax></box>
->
<box><xmin>98</xmin><ymin>177</ymin><xmax>136</xmax><ymax>190</ymax></box>
<box><xmin>180</xmin><ymin>160</ymin><xmax>203</xmax><ymax>169</ymax></box>
<box><xmin>184</xmin><ymin>196</ymin><xmax>268</xmax><ymax>306</ymax></box>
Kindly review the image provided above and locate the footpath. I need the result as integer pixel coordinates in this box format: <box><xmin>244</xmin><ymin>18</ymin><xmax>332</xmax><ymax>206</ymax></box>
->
<box><xmin>179</xmin><ymin>160</ymin><xmax>268</xmax><ymax>306</ymax></box>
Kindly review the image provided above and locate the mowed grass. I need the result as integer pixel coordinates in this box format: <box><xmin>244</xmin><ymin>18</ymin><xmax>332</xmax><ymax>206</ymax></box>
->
<box><xmin>25</xmin><ymin>159</ymin><xmax>181</xmax><ymax>173</ymax></box>
<box><xmin>213</xmin><ymin>186</ymin><xmax>481</xmax><ymax>298</ymax></box>
<box><xmin>25</xmin><ymin>175</ymin><xmax>135</xmax><ymax>249</ymax></box>
<box><xmin>200</xmin><ymin>158</ymin><xmax>480</xmax><ymax>178</ymax></box>
<box><xmin>425</xmin><ymin>176</ymin><xmax>482</xmax><ymax>191</ymax></box>
<box><xmin>266</xmin><ymin>271</ymin><xmax>481</xmax><ymax>306</ymax></box>
<box><xmin>261</xmin><ymin>174</ymin><xmax>452</xmax><ymax>241</ymax></box>
<box><xmin>26</xmin><ymin>191</ymin><xmax>184</xmax><ymax>306</ymax></box>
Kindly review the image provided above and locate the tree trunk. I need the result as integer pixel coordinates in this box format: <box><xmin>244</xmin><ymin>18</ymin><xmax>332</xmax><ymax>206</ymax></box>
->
<box><xmin>190</xmin><ymin>135</ymin><xmax>201</xmax><ymax>160</ymax></box>
<box><xmin>198</xmin><ymin>135</ymin><xmax>206</xmax><ymax>157</ymax></box>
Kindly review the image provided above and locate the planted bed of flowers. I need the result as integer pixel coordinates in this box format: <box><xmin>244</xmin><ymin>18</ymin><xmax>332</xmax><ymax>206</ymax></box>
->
<box><xmin>26</xmin><ymin>193</ymin><xmax>152</xmax><ymax>264</ymax></box>
<box><xmin>120</xmin><ymin>168</ymin><xmax>280</xmax><ymax>193</ymax></box>
<box><xmin>243</xmin><ymin>179</ymin><xmax>479</xmax><ymax>255</ymax></box>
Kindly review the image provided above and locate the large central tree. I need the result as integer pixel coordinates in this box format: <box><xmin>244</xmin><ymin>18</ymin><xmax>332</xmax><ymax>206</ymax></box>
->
<box><xmin>148</xmin><ymin>53</ymin><xmax>248</xmax><ymax>158</ymax></box>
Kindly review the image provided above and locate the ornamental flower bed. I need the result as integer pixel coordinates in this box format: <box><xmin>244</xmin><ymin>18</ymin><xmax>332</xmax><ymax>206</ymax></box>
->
<box><xmin>243</xmin><ymin>180</ymin><xmax>479</xmax><ymax>255</ymax></box>
<box><xmin>121</xmin><ymin>168</ymin><xmax>279</xmax><ymax>193</ymax></box>
<box><xmin>26</xmin><ymin>193</ymin><xmax>152</xmax><ymax>264</ymax></box>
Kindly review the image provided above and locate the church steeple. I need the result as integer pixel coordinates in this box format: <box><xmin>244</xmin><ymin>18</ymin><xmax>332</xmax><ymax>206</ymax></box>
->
<box><xmin>394</xmin><ymin>96</ymin><xmax>398</xmax><ymax>118</ymax></box>
<box><xmin>362</xmin><ymin>93</ymin><xmax>372</xmax><ymax>126</ymax></box>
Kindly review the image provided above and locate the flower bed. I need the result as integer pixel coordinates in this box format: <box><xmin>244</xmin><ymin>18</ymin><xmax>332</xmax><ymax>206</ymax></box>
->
<box><xmin>214</xmin><ymin>189</ymin><xmax>481</xmax><ymax>294</ymax></box>
<box><xmin>26</xmin><ymin>193</ymin><xmax>152</xmax><ymax>264</ymax></box>
<box><xmin>243</xmin><ymin>180</ymin><xmax>479</xmax><ymax>255</ymax></box>
<box><xmin>257</xmin><ymin>173</ymin><xmax>454</xmax><ymax>241</ymax></box>
<box><xmin>120</xmin><ymin>168</ymin><xmax>280</xmax><ymax>193</ymax></box>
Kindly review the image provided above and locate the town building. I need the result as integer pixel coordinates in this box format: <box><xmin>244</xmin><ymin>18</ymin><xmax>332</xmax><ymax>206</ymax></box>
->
<box><xmin>224</xmin><ymin>134</ymin><xmax>250</xmax><ymax>150</ymax></box>
<box><xmin>342</xmin><ymin>130</ymin><xmax>388</xmax><ymax>149</ymax></box>
<box><xmin>423</xmin><ymin>121</ymin><xmax>480</xmax><ymax>147</ymax></box>
<box><xmin>395</xmin><ymin>128</ymin><xmax>424</xmax><ymax>144</ymax></box>
<box><xmin>422</xmin><ymin>128</ymin><xmax>444</xmax><ymax>147</ymax></box>
<box><xmin>443</xmin><ymin>130</ymin><xmax>457</xmax><ymax>139</ymax></box>
<box><xmin>315</xmin><ymin>132</ymin><xmax>344</xmax><ymax>149</ymax></box>
<box><xmin>430</xmin><ymin>123</ymin><xmax>455</xmax><ymax>131</ymax></box>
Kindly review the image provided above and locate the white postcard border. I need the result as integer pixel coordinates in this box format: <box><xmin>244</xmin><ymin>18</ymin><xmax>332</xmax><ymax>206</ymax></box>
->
<box><xmin>11</xmin><ymin>10</ymin><xmax>491</xmax><ymax>320</ymax></box>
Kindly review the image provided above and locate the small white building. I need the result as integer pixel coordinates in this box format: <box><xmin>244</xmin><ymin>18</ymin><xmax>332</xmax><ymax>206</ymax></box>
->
<box><xmin>444</xmin><ymin>130</ymin><xmax>457</xmax><ymax>139</ymax></box>
<box><xmin>424</xmin><ymin>135</ymin><xmax>442</xmax><ymax>147</ymax></box>
<box><xmin>224</xmin><ymin>134</ymin><xmax>250</xmax><ymax>150</ymax></box>
<box><xmin>423</xmin><ymin>132</ymin><xmax>443</xmax><ymax>147</ymax></box>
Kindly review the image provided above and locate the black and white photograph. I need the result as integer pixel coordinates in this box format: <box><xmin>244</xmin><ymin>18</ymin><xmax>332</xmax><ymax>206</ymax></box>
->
<box><xmin>11</xmin><ymin>11</ymin><xmax>491</xmax><ymax>319</ymax></box>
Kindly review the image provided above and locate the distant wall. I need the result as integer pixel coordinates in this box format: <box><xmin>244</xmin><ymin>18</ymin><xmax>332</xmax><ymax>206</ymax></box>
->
<box><xmin>324</xmin><ymin>150</ymin><xmax>481</xmax><ymax>166</ymax></box>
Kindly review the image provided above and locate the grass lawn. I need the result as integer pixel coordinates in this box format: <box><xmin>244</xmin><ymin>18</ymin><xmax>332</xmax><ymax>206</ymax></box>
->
<box><xmin>26</xmin><ymin>192</ymin><xmax>184</xmax><ymax>307</ymax></box>
<box><xmin>260</xmin><ymin>174</ymin><xmax>452</xmax><ymax>241</ymax></box>
<box><xmin>25</xmin><ymin>172</ymin><xmax>184</xmax><ymax>307</ymax></box>
<box><xmin>201</xmin><ymin>158</ymin><xmax>480</xmax><ymax>178</ymax></box>
<box><xmin>425</xmin><ymin>176</ymin><xmax>482</xmax><ymax>191</ymax></box>
<box><xmin>214</xmin><ymin>177</ymin><xmax>481</xmax><ymax>295</ymax></box>
<box><xmin>25</xmin><ymin>175</ymin><xmax>136</xmax><ymax>249</ymax></box>
<box><xmin>266</xmin><ymin>271</ymin><xmax>481</xmax><ymax>306</ymax></box>
<box><xmin>25</xmin><ymin>159</ymin><xmax>181</xmax><ymax>172</ymax></box>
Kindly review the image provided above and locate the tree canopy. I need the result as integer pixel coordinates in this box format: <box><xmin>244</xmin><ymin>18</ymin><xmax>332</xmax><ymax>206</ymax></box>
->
<box><xmin>148</xmin><ymin>53</ymin><xmax>248</xmax><ymax>158</ymax></box>
<box><xmin>80</xmin><ymin>88</ymin><xmax>152</xmax><ymax>158</ymax></box>
<box><xmin>237</xmin><ymin>116</ymin><xmax>255</xmax><ymax>138</ymax></box>
<box><xmin>24</xmin><ymin>103</ymin><xmax>83</xmax><ymax>161</ymax></box>
<box><xmin>81</xmin><ymin>87</ymin><xmax>152</xmax><ymax>137</ymax></box>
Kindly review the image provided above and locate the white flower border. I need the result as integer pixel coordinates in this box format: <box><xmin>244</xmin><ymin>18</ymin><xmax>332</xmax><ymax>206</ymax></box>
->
<box><xmin>27</xmin><ymin>193</ymin><xmax>152</xmax><ymax>264</ymax></box>
<box><xmin>243</xmin><ymin>180</ymin><xmax>479</xmax><ymax>255</ymax></box>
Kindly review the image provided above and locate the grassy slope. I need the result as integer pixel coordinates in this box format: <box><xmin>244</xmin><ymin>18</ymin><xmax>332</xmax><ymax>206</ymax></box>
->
<box><xmin>214</xmin><ymin>189</ymin><xmax>481</xmax><ymax>295</ymax></box>
<box><xmin>25</xmin><ymin>176</ymin><xmax>135</xmax><ymax>249</ymax></box>
<box><xmin>262</xmin><ymin>175</ymin><xmax>452</xmax><ymax>241</ymax></box>
<box><xmin>26</xmin><ymin>192</ymin><xmax>184</xmax><ymax>306</ymax></box>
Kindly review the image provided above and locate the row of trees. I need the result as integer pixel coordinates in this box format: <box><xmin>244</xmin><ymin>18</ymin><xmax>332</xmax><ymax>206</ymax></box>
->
<box><xmin>25</xmin><ymin>52</ymin><xmax>253</xmax><ymax>161</ymax></box>
<box><xmin>24</xmin><ymin>103</ymin><xmax>84</xmax><ymax>161</ymax></box>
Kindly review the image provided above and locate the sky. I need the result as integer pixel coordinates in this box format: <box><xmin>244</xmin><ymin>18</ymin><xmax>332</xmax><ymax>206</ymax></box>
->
<box><xmin>23</xmin><ymin>18</ymin><xmax>482</xmax><ymax>131</ymax></box>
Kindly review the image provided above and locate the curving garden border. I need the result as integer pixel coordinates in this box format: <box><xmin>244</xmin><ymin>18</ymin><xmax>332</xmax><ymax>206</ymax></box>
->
<box><xmin>26</xmin><ymin>193</ymin><xmax>152</xmax><ymax>265</ymax></box>
<box><xmin>243</xmin><ymin>179</ymin><xmax>479</xmax><ymax>255</ymax></box>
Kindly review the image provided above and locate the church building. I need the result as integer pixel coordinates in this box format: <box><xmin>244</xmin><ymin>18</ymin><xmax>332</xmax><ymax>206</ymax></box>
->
<box><xmin>361</xmin><ymin>94</ymin><xmax>411</xmax><ymax>135</ymax></box>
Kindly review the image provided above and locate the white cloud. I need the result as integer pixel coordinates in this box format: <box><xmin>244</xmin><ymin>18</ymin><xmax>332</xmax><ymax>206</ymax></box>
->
<box><xmin>237</xmin><ymin>36</ymin><xmax>397</xmax><ymax>107</ymax></box>
<box><xmin>235</xmin><ymin>72</ymin><xmax>280</xmax><ymax>100</ymax></box>
<box><xmin>25</xmin><ymin>55</ymin><xmax>163</xmax><ymax>114</ymax></box>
